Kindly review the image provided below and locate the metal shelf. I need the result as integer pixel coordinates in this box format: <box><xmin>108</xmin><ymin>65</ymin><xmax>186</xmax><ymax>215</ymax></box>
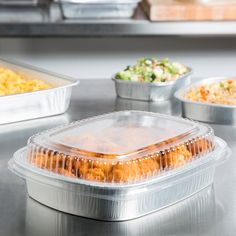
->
<box><xmin>1</xmin><ymin>5</ymin><xmax>236</xmax><ymax>37</ymax></box>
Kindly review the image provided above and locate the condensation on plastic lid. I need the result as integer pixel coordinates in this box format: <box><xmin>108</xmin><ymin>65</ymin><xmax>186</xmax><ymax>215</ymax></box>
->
<box><xmin>31</xmin><ymin>111</ymin><xmax>210</xmax><ymax>159</ymax></box>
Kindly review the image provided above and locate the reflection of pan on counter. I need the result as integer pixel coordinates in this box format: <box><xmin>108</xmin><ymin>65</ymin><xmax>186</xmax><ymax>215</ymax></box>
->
<box><xmin>115</xmin><ymin>97</ymin><xmax>181</xmax><ymax>116</ymax></box>
<box><xmin>25</xmin><ymin>185</ymin><xmax>216</xmax><ymax>236</ymax></box>
<box><xmin>0</xmin><ymin>113</ymin><xmax>70</xmax><ymax>135</ymax></box>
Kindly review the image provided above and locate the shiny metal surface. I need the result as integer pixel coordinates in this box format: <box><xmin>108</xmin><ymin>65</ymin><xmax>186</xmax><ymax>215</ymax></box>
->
<box><xmin>60</xmin><ymin>2</ymin><xmax>138</xmax><ymax>19</ymax></box>
<box><xmin>9</xmin><ymin>137</ymin><xmax>229</xmax><ymax>221</ymax></box>
<box><xmin>175</xmin><ymin>77</ymin><xmax>236</xmax><ymax>124</ymax></box>
<box><xmin>0</xmin><ymin>0</ymin><xmax>51</xmax><ymax>5</ymax></box>
<box><xmin>0</xmin><ymin>58</ymin><xmax>79</xmax><ymax>124</ymax></box>
<box><xmin>0</xmin><ymin>79</ymin><xmax>236</xmax><ymax>234</ymax></box>
<box><xmin>1</xmin><ymin>6</ymin><xmax>236</xmax><ymax>36</ymax></box>
<box><xmin>113</xmin><ymin>71</ymin><xmax>192</xmax><ymax>101</ymax></box>
<box><xmin>24</xmin><ymin>185</ymin><xmax>216</xmax><ymax>236</ymax></box>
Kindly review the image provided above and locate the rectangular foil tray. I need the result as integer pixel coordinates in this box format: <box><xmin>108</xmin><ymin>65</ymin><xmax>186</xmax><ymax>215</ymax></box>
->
<box><xmin>8</xmin><ymin>137</ymin><xmax>230</xmax><ymax>221</ymax></box>
<box><xmin>0</xmin><ymin>58</ymin><xmax>79</xmax><ymax>125</ymax></box>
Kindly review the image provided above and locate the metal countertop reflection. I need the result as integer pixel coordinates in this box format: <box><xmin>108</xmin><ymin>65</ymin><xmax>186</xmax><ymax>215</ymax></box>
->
<box><xmin>0</xmin><ymin>79</ymin><xmax>235</xmax><ymax>236</ymax></box>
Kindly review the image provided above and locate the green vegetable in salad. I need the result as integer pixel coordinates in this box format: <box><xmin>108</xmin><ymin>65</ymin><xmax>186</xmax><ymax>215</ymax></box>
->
<box><xmin>219</xmin><ymin>80</ymin><xmax>233</xmax><ymax>92</ymax></box>
<box><xmin>115</xmin><ymin>58</ymin><xmax>188</xmax><ymax>83</ymax></box>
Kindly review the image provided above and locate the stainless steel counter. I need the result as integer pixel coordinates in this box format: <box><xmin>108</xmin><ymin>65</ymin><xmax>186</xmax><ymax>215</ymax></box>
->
<box><xmin>0</xmin><ymin>79</ymin><xmax>235</xmax><ymax>236</ymax></box>
<box><xmin>1</xmin><ymin>5</ymin><xmax>236</xmax><ymax>37</ymax></box>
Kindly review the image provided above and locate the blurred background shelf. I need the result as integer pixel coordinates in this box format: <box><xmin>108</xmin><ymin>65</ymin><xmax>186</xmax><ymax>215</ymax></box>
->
<box><xmin>1</xmin><ymin>5</ymin><xmax>236</xmax><ymax>37</ymax></box>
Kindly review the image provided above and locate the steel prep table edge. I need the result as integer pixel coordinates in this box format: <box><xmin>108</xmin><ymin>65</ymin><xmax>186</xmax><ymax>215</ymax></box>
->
<box><xmin>0</xmin><ymin>79</ymin><xmax>235</xmax><ymax>236</ymax></box>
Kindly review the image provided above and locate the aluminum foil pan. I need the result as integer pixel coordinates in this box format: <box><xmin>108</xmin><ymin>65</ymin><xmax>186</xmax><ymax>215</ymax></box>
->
<box><xmin>112</xmin><ymin>69</ymin><xmax>192</xmax><ymax>102</ymax></box>
<box><xmin>25</xmin><ymin>185</ymin><xmax>215</xmax><ymax>235</ymax></box>
<box><xmin>0</xmin><ymin>58</ymin><xmax>79</xmax><ymax>124</ymax></box>
<box><xmin>175</xmin><ymin>77</ymin><xmax>236</xmax><ymax>125</ymax></box>
<box><xmin>57</xmin><ymin>0</ymin><xmax>140</xmax><ymax>19</ymax></box>
<box><xmin>57</xmin><ymin>0</ymin><xmax>139</xmax><ymax>3</ymax></box>
<box><xmin>8</xmin><ymin>137</ymin><xmax>230</xmax><ymax>221</ymax></box>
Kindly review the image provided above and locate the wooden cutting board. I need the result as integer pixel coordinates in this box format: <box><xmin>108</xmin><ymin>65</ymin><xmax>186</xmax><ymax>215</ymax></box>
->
<box><xmin>142</xmin><ymin>0</ymin><xmax>236</xmax><ymax>21</ymax></box>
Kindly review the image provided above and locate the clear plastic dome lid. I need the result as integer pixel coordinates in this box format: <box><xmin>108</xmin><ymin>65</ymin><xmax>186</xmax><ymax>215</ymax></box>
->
<box><xmin>26</xmin><ymin>111</ymin><xmax>214</xmax><ymax>183</ymax></box>
<box><xmin>30</xmin><ymin>111</ymin><xmax>209</xmax><ymax>159</ymax></box>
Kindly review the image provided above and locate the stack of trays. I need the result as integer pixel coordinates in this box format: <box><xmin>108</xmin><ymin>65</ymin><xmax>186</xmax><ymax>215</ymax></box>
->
<box><xmin>9</xmin><ymin>111</ymin><xmax>230</xmax><ymax>221</ymax></box>
<box><xmin>57</xmin><ymin>0</ymin><xmax>140</xmax><ymax>19</ymax></box>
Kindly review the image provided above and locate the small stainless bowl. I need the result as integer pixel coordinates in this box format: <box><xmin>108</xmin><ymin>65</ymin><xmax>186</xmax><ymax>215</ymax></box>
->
<box><xmin>175</xmin><ymin>77</ymin><xmax>236</xmax><ymax>125</ymax></box>
<box><xmin>112</xmin><ymin>68</ymin><xmax>192</xmax><ymax>102</ymax></box>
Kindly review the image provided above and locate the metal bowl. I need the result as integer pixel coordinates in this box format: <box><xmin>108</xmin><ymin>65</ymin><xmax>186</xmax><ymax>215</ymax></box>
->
<box><xmin>175</xmin><ymin>77</ymin><xmax>236</xmax><ymax>125</ymax></box>
<box><xmin>112</xmin><ymin>69</ymin><xmax>192</xmax><ymax>102</ymax></box>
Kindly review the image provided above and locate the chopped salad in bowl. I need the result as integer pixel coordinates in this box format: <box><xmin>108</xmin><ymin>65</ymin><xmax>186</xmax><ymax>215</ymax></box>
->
<box><xmin>185</xmin><ymin>79</ymin><xmax>236</xmax><ymax>106</ymax></box>
<box><xmin>115</xmin><ymin>58</ymin><xmax>189</xmax><ymax>83</ymax></box>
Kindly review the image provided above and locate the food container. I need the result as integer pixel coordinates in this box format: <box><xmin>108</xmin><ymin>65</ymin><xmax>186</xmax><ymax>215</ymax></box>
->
<box><xmin>25</xmin><ymin>185</ymin><xmax>215</xmax><ymax>235</ymax></box>
<box><xmin>57</xmin><ymin>0</ymin><xmax>140</xmax><ymax>19</ymax></box>
<box><xmin>0</xmin><ymin>58</ymin><xmax>79</xmax><ymax>124</ymax></box>
<box><xmin>8</xmin><ymin>111</ymin><xmax>230</xmax><ymax>221</ymax></box>
<box><xmin>112</xmin><ymin>69</ymin><xmax>192</xmax><ymax>102</ymax></box>
<box><xmin>175</xmin><ymin>77</ymin><xmax>236</xmax><ymax>125</ymax></box>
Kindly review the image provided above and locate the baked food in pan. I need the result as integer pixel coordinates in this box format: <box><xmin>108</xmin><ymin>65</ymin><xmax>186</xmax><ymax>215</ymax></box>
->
<box><xmin>30</xmin><ymin>137</ymin><xmax>212</xmax><ymax>183</ymax></box>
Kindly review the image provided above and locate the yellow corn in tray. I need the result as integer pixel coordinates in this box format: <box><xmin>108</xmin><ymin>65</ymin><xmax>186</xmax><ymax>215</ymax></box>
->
<box><xmin>0</xmin><ymin>67</ymin><xmax>51</xmax><ymax>96</ymax></box>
